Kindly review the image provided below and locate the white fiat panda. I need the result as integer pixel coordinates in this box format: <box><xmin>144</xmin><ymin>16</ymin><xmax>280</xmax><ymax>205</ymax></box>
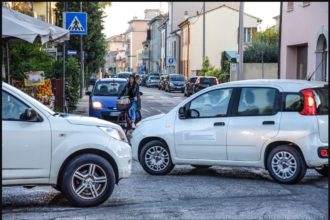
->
<box><xmin>2</xmin><ymin>82</ymin><xmax>132</xmax><ymax>206</ymax></box>
<box><xmin>131</xmin><ymin>80</ymin><xmax>328</xmax><ymax>184</ymax></box>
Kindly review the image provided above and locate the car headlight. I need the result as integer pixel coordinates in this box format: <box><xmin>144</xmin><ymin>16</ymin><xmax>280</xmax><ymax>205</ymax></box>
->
<box><xmin>99</xmin><ymin>126</ymin><xmax>128</xmax><ymax>143</ymax></box>
<box><xmin>93</xmin><ymin>101</ymin><xmax>102</xmax><ymax>109</ymax></box>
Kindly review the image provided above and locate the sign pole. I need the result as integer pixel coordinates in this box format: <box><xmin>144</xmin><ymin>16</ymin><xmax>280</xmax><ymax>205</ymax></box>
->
<box><xmin>62</xmin><ymin>2</ymin><xmax>68</xmax><ymax>112</ymax></box>
<box><xmin>79</xmin><ymin>1</ymin><xmax>84</xmax><ymax>98</ymax></box>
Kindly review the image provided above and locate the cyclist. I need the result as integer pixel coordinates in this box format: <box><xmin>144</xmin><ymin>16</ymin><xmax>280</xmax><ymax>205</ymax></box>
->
<box><xmin>118</xmin><ymin>75</ymin><xmax>140</xmax><ymax>128</ymax></box>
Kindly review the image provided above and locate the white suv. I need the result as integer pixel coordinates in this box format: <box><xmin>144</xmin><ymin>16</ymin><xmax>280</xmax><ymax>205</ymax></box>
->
<box><xmin>2</xmin><ymin>82</ymin><xmax>132</xmax><ymax>206</ymax></box>
<box><xmin>131</xmin><ymin>80</ymin><xmax>328</xmax><ymax>184</ymax></box>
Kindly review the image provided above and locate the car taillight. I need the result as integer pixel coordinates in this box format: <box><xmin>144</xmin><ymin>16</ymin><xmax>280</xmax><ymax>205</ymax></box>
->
<box><xmin>216</xmin><ymin>79</ymin><xmax>219</xmax><ymax>84</ymax></box>
<box><xmin>195</xmin><ymin>79</ymin><xmax>200</xmax><ymax>85</ymax></box>
<box><xmin>299</xmin><ymin>89</ymin><xmax>316</xmax><ymax>115</ymax></box>
<box><xmin>318</xmin><ymin>147</ymin><xmax>328</xmax><ymax>158</ymax></box>
<box><xmin>188</xmin><ymin>82</ymin><xmax>192</xmax><ymax>86</ymax></box>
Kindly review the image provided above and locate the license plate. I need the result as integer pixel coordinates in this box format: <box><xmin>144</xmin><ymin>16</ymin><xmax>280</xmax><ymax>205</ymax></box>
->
<box><xmin>110</xmin><ymin>111</ymin><xmax>121</xmax><ymax>116</ymax></box>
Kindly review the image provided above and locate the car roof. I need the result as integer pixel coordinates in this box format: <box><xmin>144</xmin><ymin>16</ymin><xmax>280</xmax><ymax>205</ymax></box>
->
<box><xmin>97</xmin><ymin>78</ymin><xmax>127</xmax><ymax>82</ymax></box>
<box><xmin>214</xmin><ymin>79</ymin><xmax>328</xmax><ymax>92</ymax></box>
<box><xmin>117</xmin><ymin>72</ymin><xmax>132</xmax><ymax>74</ymax></box>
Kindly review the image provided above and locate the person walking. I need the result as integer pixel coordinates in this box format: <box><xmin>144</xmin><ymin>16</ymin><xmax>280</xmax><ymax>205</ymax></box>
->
<box><xmin>118</xmin><ymin>75</ymin><xmax>140</xmax><ymax>128</ymax></box>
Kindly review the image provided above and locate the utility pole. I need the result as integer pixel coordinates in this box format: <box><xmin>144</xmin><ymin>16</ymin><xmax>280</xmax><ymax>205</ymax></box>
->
<box><xmin>79</xmin><ymin>1</ymin><xmax>84</xmax><ymax>98</ymax></box>
<box><xmin>238</xmin><ymin>2</ymin><xmax>244</xmax><ymax>81</ymax></box>
<box><xmin>202</xmin><ymin>1</ymin><xmax>205</xmax><ymax>62</ymax></box>
<box><xmin>62</xmin><ymin>1</ymin><xmax>68</xmax><ymax>112</ymax></box>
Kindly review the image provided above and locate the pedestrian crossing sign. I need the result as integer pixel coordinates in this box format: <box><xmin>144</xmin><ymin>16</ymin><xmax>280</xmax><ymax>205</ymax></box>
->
<box><xmin>64</xmin><ymin>12</ymin><xmax>87</xmax><ymax>35</ymax></box>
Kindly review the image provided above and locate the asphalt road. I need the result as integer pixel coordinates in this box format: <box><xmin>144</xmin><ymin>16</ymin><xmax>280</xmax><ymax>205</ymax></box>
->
<box><xmin>2</xmin><ymin>86</ymin><xmax>328</xmax><ymax>220</ymax></box>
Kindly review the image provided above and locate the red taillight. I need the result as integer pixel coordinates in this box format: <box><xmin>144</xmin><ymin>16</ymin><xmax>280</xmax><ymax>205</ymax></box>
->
<box><xmin>320</xmin><ymin>149</ymin><xmax>328</xmax><ymax>157</ymax></box>
<box><xmin>196</xmin><ymin>79</ymin><xmax>200</xmax><ymax>85</ymax></box>
<box><xmin>216</xmin><ymin>79</ymin><xmax>220</xmax><ymax>84</ymax></box>
<box><xmin>299</xmin><ymin>89</ymin><xmax>316</xmax><ymax>115</ymax></box>
<box><xmin>188</xmin><ymin>82</ymin><xmax>192</xmax><ymax>86</ymax></box>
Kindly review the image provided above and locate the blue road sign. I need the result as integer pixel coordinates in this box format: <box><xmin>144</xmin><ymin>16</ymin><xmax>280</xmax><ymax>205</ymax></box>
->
<box><xmin>64</xmin><ymin>12</ymin><xmax>87</xmax><ymax>35</ymax></box>
<box><xmin>67</xmin><ymin>50</ymin><xmax>77</xmax><ymax>55</ymax></box>
<box><xmin>168</xmin><ymin>57</ymin><xmax>174</xmax><ymax>65</ymax></box>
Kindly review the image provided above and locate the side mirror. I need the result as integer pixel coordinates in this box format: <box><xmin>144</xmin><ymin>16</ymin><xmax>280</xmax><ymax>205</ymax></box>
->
<box><xmin>179</xmin><ymin>107</ymin><xmax>186</xmax><ymax>119</ymax></box>
<box><xmin>85</xmin><ymin>91</ymin><xmax>91</xmax><ymax>95</ymax></box>
<box><xmin>20</xmin><ymin>108</ymin><xmax>38</xmax><ymax>121</ymax></box>
<box><xmin>139</xmin><ymin>92</ymin><xmax>143</xmax><ymax>96</ymax></box>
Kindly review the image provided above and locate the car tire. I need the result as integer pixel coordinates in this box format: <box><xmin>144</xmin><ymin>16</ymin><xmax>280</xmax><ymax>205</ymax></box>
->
<box><xmin>61</xmin><ymin>154</ymin><xmax>116</xmax><ymax>207</ymax></box>
<box><xmin>314</xmin><ymin>165</ymin><xmax>328</xmax><ymax>177</ymax></box>
<box><xmin>191</xmin><ymin>165</ymin><xmax>212</xmax><ymax>169</ymax></box>
<box><xmin>267</xmin><ymin>145</ymin><xmax>306</xmax><ymax>184</ymax></box>
<box><xmin>139</xmin><ymin>140</ymin><xmax>174</xmax><ymax>175</ymax></box>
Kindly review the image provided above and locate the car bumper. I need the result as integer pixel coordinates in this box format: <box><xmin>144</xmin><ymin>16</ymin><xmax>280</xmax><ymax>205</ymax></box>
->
<box><xmin>131</xmin><ymin>129</ymin><xmax>143</xmax><ymax>162</ymax></box>
<box><xmin>170</xmin><ymin>86</ymin><xmax>184</xmax><ymax>90</ymax></box>
<box><xmin>110</xmin><ymin>139</ymin><xmax>132</xmax><ymax>180</ymax></box>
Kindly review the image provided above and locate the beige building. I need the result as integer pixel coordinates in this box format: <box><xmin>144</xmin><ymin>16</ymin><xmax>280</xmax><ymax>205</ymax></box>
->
<box><xmin>105</xmin><ymin>34</ymin><xmax>126</xmax><ymax>74</ymax></box>
<box><xmin>185</xmin><ymin>5</ymin><xmax>260</xmax><ymax>78</ymax></box>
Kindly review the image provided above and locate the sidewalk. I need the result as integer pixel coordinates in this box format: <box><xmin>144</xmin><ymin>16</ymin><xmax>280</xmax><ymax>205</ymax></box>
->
<box><xmin>73</xmin><ymin>95</ymin><xmax>89</xmax><ymax>115</ymax></box>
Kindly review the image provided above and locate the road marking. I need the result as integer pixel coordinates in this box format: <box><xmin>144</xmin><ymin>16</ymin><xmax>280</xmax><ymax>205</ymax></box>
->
<box><xmin>150</xmin><ymin>107</ymin><xmax>165</xmax><ymax>114</ymax></box>
<box><xmin>142</xmin><ymin>108</ymin><xmax>150</xmax><ymax>113</ymax></box>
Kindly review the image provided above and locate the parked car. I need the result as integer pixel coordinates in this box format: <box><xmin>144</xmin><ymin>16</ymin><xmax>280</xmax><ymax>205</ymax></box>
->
<box><xmin>184</xmin><ymin>76</ymin><xmax>198</xmax><ymax>97</ymax></box>
<box><xmin>135</xmin><ymin>74</ymin><xmax>142</xmax><ymax>85</ymax></box>
<box><xmin>88</xmin><ymin>78</ymin><xmax>128</xmax><ymax>125</ymax></box>
<box><xmin>131</xmin><ymin>79</ymin><xmax>328</xmax><ymax>184</ymax></box>
<box><xmin>165</xmin><ymin>74</ymin><xmax>186</xmax><ymax>93</ymax></box>
<box><xmin>141</xmin><ymin>74</ymin><xmax>149</xmax><ymax>87</ymax></box>
<box><xmin>146</xmin><ymin>75</ymin><xmax>160</xmax><ymax>88</ymax></box>
<box><xmin>117</xmin><ymin>72</ymin><xmax>132</xmax><ymax>80</ymax></box>
<box><xmin>193</xmin><ymin>76</ymin><xmax>219</xmax><ymax>93</ymax></box>
<box><xmin>2</xmin><ymin>82</ymin><xmax>131</xmax><ymax>207</ymax></box>
<box><xmin>158</xmin><ymin>75</ymin><xmax>167</xmax><ymax>90</ymax></box>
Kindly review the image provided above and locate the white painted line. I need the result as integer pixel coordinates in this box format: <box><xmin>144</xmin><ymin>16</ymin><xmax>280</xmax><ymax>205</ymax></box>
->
<box><xmin>142</xmin><ymin>108</ymin><xmax>150</xmax><ymax>113</ymax></box>
<box><xmin>150</xmin><ymin>107</ymin><xmax>165</xmax><ymax>114</ymax></box>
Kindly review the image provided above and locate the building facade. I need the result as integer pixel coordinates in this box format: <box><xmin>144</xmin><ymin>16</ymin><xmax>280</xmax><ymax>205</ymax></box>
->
<box><xmin>280</xmin><ymin>2</ymin><xmax>328</xmax><ymax>81</ymax></box>
<box><xmin>105</xmin><ymin>34</ymin><xmax>126</xmax><ymax>74</ymax></box>
<box><xmin>184</xmin><ymin>5</ymin><xmax>260</xmax><ymax>78</ymax></box>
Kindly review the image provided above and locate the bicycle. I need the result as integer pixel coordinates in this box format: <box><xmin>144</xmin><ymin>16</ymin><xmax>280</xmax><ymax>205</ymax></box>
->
<box><xmin>116</xmin><ymin>96</ymin><xmax>142</xmax><ymax>135</ymax></box>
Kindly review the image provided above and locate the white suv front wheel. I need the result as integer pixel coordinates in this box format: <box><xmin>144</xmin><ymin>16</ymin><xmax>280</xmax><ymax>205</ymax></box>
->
<box><xmin>139</xmin><ymin>140</ymin><xmax>174</xmax><ymax>175</ymax></box>
<box><xmin>267</xmin><ymin>145</ymin><xmax>306</xmax><ymax>184</ymax></box>
<box><xmin>61</xmin><ymin>154</ymin><xmax>116</xmax><ymax>207</ymax></box>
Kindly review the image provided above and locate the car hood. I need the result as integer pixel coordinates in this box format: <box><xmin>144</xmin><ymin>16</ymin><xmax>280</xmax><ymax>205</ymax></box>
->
<box><xmin>92</xmin><ymin>96</ymin><xmax>118</xmax><ymax>108</ymax></box>
<box><xmin>65</xmin><ymin>114</ymin><xmax>121</xmax><ymax>129</ymax></box>
<box><xmin>141</xmin><ymin>113</ymin><xmax>165</xmax><ymax>123</ymax></box>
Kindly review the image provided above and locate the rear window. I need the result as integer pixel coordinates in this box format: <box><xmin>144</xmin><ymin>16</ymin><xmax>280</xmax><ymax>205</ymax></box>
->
<box><xmin>93</xmin><ymin>81</ymin><xmax>126</xmax><ymax>96</ymax></box>
<box><xmin>200</xmin><ymin>77</ymin><xmax>217</xmax><ymax>84</ymax></box>
<box><xmin>313</xmin><ymin>87</ymin><xmax>328</xmax><ymax>115</ymax></box>
<box><xmin>190</xmin><ymin>78</ymin><xmax>197</xmax><ymax>83</ymax></box>
<box><xmin>283</xmin><ymin>93</ymin><xmax>303</xmax><ymax>112</ymax></box>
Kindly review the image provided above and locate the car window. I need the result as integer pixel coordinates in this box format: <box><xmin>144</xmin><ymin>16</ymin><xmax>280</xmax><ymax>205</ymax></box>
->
<box><xmin>237</xmin><ymin>87</ymin><xmax>278</xmax><ymax>116</ymax></box>
<box><xmin>2</xmin><ymin>91</ymin><xmax>30</xmax><ymax>121</ymax></box>
<box><xmin>313</xmin><ymin>87</ymin><xmax>328</xmax><ymax>115</ymax></box>
<box><xmin>189</xmin><ymin>88</ymin><xmax>233</xmax><ymax>118</ymax></box>
<box><xmin>93</xmin><ymin>81</ymin><xmax>126</xmax><ymax>96</ymax></box>
<box><xmin>283</xmin><ymin>93</ymin><xmax>303</xmax><ymax>112</ymax></box>
<box><xmin>200</xmin><ymin>77</ymin><xmax>216</xmax><ymax>84</ymax></box>
<box><xmin>150</xmin><ymin>76</ymin><xmax>160</xmax><ymax>80</ymax></box>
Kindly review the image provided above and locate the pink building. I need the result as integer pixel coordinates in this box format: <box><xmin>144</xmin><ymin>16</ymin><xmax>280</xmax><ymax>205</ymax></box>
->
<box><xmin>280</xmin><ymin>2</ymin><xmax>328</xmax><ymax>81</ymax></box>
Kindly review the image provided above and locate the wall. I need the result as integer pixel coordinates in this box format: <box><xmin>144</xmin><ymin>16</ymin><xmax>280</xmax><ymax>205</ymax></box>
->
<box><xmin>280</xmin><ymin>2</ymin><xmax>328</xmax><ymax>80</ymax></box>
<box><xmin>189</xmin><ymin>6</ymin><xmax>259</xmax><ymax>74</ymax></box>
<box><xmin>230</xmin><ymin>63</ymin><xmax>278</xmax><ymax>81</ymax></box>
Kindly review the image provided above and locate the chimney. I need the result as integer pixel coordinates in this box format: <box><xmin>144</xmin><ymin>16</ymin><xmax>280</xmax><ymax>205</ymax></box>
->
<box><xmin>184</xmin><ymin>11</ymin><xmax>188</xmax><ymax>20</ymax></box>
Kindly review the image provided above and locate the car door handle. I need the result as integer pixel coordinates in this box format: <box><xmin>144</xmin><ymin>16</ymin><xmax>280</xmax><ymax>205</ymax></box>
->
<box><xmin>214</xmin><ymin>122</ymin><xmax>225</xmax><ymax>126</ymax></box>
<box><xmin>263</xmin><ymin>121</ymin><xmax>275</xmax><ymax>125</ymax></box>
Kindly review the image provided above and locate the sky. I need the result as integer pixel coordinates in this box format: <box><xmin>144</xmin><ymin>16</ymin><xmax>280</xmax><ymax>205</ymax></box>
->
<box><xmin>102</xmin><ymin>2</ymin><xmax>280</xmax><ymax>39</ymax></box>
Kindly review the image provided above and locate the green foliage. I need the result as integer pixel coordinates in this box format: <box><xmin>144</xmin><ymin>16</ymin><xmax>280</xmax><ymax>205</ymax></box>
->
<box><xmin>55</xmin><ymin>2</ymin><xmax>108</xmax><ymax>74</ymax></box>
<box><xmin>244</xmin><ymin>29</ymin><xmax>279</xmax><ymax>63</ymax></box>
<box><xmin>51</xmin><ymin>57</ymin><xmax>80</xmax><ymax>111</ymax></box>
<box><xmin>200</xmin><ymin>56</ymin><xmax>212</xmax><ymax>76</ymax></box>
<box><xmin>220</xmin><ymin>52</ymin><xmax>230</xmax><ymax>83</ymax></box>
<box><xmin>205</xmin><ymin>68</ymin><xmax>221</xmax><ymax>78</ymax></box>
<box><xmin>8</xmin><ymin>41</ymin><xmax>53</xmax><ymax>80</ymax></box>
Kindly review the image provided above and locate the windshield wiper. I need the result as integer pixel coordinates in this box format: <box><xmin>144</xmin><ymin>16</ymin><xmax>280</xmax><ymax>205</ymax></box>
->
<box><xmin>53</xmin><ymin>112</ymin><xmax>60</xmax><ymax>116</ymax></box>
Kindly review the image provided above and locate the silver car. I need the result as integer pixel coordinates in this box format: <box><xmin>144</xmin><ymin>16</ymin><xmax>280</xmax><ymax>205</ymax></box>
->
<box><xmin>146</xmin><ymin>75</ymin><xmax>160</xmax><ymax>88</ymax></box>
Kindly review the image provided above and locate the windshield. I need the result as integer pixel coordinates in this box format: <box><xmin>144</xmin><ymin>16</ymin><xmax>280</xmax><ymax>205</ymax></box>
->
<box><xmin>117</xmin><ymin>73</ymin><xmax>131</xmax><ymax>78</ymax></box>
<box><xmin>170</xmin><ymin>75</ymin><xmax>185</xmax><ymax>81</ymax></box>
<box><xmin>93</xmin><ymin>81</ymin><xmax>126</xmax><ymax>96</ymax></box>
<box><xmin>150</xmin><ymin>76</ymin><xmax>160</xmax><ymax>80</ymax></box>
<box><xmin>200</xmin><ymin>77</ymin><xmax>217</xmax><ymax>84</ymax></box>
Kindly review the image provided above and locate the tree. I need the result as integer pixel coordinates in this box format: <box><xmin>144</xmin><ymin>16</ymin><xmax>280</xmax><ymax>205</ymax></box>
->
<box><xmin>11</xmin><ymin>2</ymin><xmax>34</xmax><ymax>16</ymax></box>
<box><xmin>55</xmin><ymin>2</ymin><xmax>108</xmax><ymax>74</ymax></box>
<box><xmin>244</xmin><ymin>29</ymin><xmax>279</xmax><ymax>63</ymax></box>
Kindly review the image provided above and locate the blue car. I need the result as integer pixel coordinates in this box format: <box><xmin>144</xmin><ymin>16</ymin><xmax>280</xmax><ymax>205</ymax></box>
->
<box><xmin>88</xmin><ymin>78</ymin><xmax>127</xmax><ymax>125</ymax></box>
